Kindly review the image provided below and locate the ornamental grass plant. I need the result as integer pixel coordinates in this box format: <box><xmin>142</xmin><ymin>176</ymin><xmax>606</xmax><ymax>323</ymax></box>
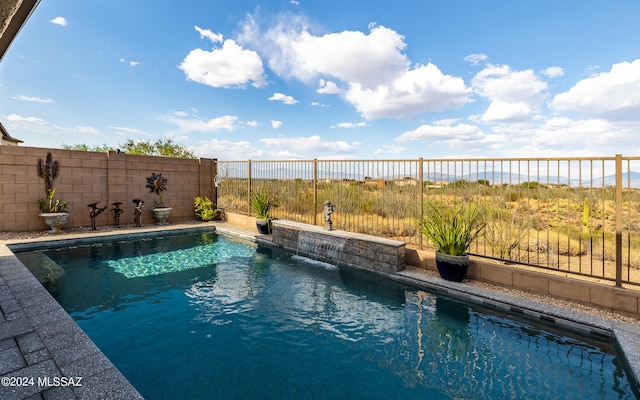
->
<box><xmin>417</xmin><ymin>202</ymin><xmax>487</xmax><ymax>256</ymax></box>
<box><xmin>251</xmin><ymin>190</ymin><xmax>274</xmax><ymax>219</ymax></box>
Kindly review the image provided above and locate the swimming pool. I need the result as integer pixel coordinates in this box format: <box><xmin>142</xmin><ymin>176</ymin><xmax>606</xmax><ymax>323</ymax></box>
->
<box><xmin>17</xmin><ymin>231</ymin><xmax>639</xmax><ymax>399</ymax></box>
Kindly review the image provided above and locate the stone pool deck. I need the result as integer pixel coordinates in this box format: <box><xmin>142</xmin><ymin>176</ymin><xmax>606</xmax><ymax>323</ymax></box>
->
<box><xmin>0</xmin><ymin>221</ymin><xmax>639</xmax><ymax>398</ymax></box>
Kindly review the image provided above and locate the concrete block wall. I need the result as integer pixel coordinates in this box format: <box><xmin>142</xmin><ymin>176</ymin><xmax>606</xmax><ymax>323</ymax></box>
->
<box><xmin>272</xmin><ymin>220</ymin><xmax>406</xmax><ymax>274</ymax></box>
<box><xmin>0</xmin><ymin>146</ymin><xmax>217</xmax><ymax>231</ymax></box>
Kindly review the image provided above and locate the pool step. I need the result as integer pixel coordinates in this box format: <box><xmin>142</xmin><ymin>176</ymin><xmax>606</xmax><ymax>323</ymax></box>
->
<box><xmin>17</xmin><ymin>252</ymin><xmax>65</xmax><ymax>285</ymax></box>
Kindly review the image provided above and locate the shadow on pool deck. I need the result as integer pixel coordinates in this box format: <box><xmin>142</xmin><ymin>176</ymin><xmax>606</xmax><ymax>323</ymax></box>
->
<box><xmin>1</xmin><ymin>221</ymin><xmax>639</xmax><ymax>399</ymax></box>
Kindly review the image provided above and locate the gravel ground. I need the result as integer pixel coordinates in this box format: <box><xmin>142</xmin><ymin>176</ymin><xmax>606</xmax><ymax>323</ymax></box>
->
<box><xmin>2</xmin><ymin>221</ymin><xmax>639</xmax><ymax>327</ymax></box>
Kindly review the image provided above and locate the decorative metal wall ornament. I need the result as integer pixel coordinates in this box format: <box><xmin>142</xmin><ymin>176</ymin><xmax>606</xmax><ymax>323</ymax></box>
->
<box><xmin>146</xmin><ymin>172</ymin><xmax>167</xmax><ymax>195</ymax></box>
<box><xmin>37</xmin><ymin>152</ymin><xmax>60</xmax><ymax>195</ymax></box>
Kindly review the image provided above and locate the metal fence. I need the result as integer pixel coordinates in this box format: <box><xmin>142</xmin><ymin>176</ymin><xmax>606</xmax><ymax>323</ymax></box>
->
<box><xmin>216</xmin><ymin>156</ymin><xmax>640</xmax><ymax>287</ymax></box>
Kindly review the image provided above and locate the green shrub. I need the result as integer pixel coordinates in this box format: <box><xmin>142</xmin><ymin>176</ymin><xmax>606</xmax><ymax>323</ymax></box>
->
<box><xmin>194</xmin><ymin>196</ymin><xmax>218</xmax><ymax>221</ymax></box>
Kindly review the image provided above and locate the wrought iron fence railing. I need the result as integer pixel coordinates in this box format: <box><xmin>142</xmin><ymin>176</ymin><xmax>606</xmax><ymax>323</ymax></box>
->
<box><xmin>216</xmin><ymin>156</ymin><xmax>640</xmax><ymax>287</ymax></box>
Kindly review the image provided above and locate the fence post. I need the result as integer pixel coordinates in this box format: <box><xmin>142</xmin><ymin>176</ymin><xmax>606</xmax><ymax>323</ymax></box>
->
<box><xmin>418</xmin><ymin>157</ymin><xmax>424</xmax><ymax>249</ymax></box>
<box><xmin>248</xmin><ymin>159</ymin><xmax>252</xmax><ymax>215</ymax></box>
<box><xmin>615</xmin><ymin>154</ymin><xmax>623</xmax><ymax>287</ymax></box>
<box><xmin>212</xmin><ymin>158</ymin><xmax>218</xmax><ymax>207</ymax></box>
<box><xmin>313</xmin><ymin>159</ymin><xmax>318</xmax><ymax>226</ymax></box>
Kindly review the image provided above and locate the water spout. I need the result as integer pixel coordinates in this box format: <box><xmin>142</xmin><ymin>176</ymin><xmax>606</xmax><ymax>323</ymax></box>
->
<box><xmin>296</xmin><ymin>230</ymin><xmax>346</xmax><ymax>266</ymax></box>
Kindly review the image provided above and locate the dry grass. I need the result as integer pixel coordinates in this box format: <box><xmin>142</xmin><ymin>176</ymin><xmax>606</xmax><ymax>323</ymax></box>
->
<box><xmin>218</xmin><ymin>179</ymin><xmax>640</xmax><ymax>284</ymax></box>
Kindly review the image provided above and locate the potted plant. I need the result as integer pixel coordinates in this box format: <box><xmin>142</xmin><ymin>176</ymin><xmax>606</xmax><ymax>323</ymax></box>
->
<box><xmin>416</xmin><ymin>201</ymin><xmax>486</xmax><ymax>282</ymax></box>
<box><xmin>146</xmin><ymin>172</ymin><xmax>172</xmax><ymax>225</ymax></box>
<box><xmin>37</xmin><ymin>188</ymin><xmax>71</xmax><ymax>233</ymax></box>
<box><xmin>251</xmin><ymin>190</ymin><xmax>274</xmax><ymax>234</ymax></box>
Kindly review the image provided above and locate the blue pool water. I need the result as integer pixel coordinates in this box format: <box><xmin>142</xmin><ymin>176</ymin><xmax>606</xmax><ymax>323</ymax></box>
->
<box><xmin>17</xmin><ymin>232</ymin><xmax>639</xmax><ymax>400</ymax></box>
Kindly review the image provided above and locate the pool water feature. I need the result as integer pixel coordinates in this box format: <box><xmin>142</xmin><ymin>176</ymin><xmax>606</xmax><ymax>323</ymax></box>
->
<box><xmin>296</xmin><ymin>230</ymin><xmax>346</xmax><ymax>265</ymax></box>
<box><xmin>16</xmin><ymin>232</ymin><xmax>639</xmax><ymax>400</ymax></box>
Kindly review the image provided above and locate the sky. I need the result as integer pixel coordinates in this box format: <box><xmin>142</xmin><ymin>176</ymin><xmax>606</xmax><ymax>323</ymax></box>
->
<box><xmin>1</xmin><ymin>0</ymin><xmax>640</xmax><ymax>160</ymax></box>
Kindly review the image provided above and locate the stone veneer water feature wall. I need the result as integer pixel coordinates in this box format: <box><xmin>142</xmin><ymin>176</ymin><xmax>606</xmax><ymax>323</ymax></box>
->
<box><xmin>271</xmin><ymin>220</ymin><xmax>406</xmax><ymax>273</ymax></box>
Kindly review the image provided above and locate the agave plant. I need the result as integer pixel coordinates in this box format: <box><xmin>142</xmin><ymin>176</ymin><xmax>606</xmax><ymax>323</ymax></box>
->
<box><xmin>417</xmin><ymin>202</ymin><xmax>486</xmax><ymax>256</ymax></box>
<box><xmin>251</xmin><ymin>190</ymin><xmax>273</xmax><ymax>219</ymax></box>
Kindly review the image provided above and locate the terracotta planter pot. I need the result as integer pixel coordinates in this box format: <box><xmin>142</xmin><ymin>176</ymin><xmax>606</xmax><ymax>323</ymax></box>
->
<box><xmin>435</xmin><ymin>251</ymin><xmax>469</xmax><ymax>282</ymax></box>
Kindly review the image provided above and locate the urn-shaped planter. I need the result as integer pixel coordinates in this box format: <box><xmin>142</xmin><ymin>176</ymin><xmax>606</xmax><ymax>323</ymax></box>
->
<box><xmin>435</xmin><ymin>251</ymin><xmax>470</xmax><ymax>282</ymax></box>
<box><xmin>152</xmin><ymin>207</ymin><xmax>173</xmax><ymax>225</ymax></box>
<box><xmin>39</xmin><ymin>212</ymin><xmax>71</xmax><ymax>234</ymax></box>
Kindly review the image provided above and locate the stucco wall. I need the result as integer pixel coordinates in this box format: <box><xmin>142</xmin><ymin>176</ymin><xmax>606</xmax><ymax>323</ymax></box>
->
<box><xmin>0</xmin><ymin>146</ymin><xmax>217</xmax><ymax>231</ymax></box>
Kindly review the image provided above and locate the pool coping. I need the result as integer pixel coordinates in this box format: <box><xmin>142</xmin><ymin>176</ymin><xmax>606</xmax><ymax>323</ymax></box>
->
<box><xmin>1</xmin><ymin>223</ymin><xmax>639</xmax><ymax>398</ymax></box>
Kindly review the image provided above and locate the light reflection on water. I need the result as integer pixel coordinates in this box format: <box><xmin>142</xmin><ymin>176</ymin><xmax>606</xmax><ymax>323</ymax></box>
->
<box><xmin>16</xmin><ymin>232</ymin><xmax>639</xmax><ymax>400</ymax></box>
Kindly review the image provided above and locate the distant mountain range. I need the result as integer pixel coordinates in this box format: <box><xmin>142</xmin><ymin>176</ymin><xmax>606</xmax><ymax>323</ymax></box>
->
<box><xmin>427</xmin><ymin>171</ymin><xmax>640</xmax><ymax>188</ymax></box>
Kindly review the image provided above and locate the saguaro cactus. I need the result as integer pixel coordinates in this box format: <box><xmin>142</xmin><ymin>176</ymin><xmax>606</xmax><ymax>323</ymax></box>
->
<box><xmin>37</xmin><ymin>152</ymin><xmax>60</xmax><ymax>195</ymax></box>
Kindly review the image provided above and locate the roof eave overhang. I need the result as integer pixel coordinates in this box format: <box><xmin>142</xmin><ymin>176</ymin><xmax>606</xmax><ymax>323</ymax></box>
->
<box><xmin>0</xmin><ymin>0</ymin><xmax>41</xmax><ymax>62</ymax></box>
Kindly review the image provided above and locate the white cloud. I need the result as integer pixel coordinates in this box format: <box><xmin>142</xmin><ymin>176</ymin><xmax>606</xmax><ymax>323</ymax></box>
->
<box><xmin>239</xmin><ymin>16</ymin><xmax>469</xmax><ymax>119</ymax></box>
<box><xmin>260</xmin><ymin>135</ymin><xmax>360</xmax><ymax>154</ymax></box>
<box><xmin>109</xmin><ymin>126</ymin><xmax>151</xmax><ymax>136</ymax></box>
<box><xmin>471</xmin><ymin>64</ymin><xmax>548</xmax><ymax>122</ymax></box>
<box><xmin>268</xmin><ymin>93</ymin><xmax>298</xmax><ymax>105</ymax></box>
<box><xmin>346</xmin><ymin>62</ymin><xmax>470</xmax><ymax>119</ymax></box>
<box><xmin>491</xmin><ymin>117</ymin><xmax>640</xmax><ymax>157</ymax></box>
<box><xmin>195</xmin><ymin>26</ymin><xmax>223</xmax><ymax>43</ymax></box>
<box><xmin>120</xmin><ymin>58</ymin><xmax>141</xmax><ymax>67</ymax></box>
<box><xmin>11</xmin><ymin>95</ymin><xmax>54</xmax><ymax>103</ymax></box>
<box><xmin>317</xmin><ymin>79</ymin><xmax>342</xmax><ymax>94</ymax></box>
<box><xmin>180</xmin><ymin>27</ymin><xmax>267</xmax><ymax>88</ymax></box>
<box><xmin>464</xmin><ymin>53</ymin><xmax>488</xmax><ymax>65</ymax></box>
<box><xmin>482</xmin><ymin>100</ymin><xmax>532</xmax><ymax>121</ymax></box>
<box><xmin>332</xmin><ymin>122</ymin><xmax>367</xmax><ymax>129</ymax></box>
<box><xmin>50</xmin><ymin>17</ymin><xmax>67</xmax><ymax>27</ymax></box>
<box><xmin>271</xmin><ymin>120</ymin><xmax>283</xmax><ymax>129</ymax></box>
<box><xmin>5</xmin><ymin>114</ymin><xmax>46</xmax><ymax>124</ymax></box>
<box><xmin>541</xmin><ymin>66</ymin><xmax>564</xmax><ymax>78</ymax></box>
<box><xmin>246</xmin><ymin>120</ymin><xmax>259</xmax><ymax>127</ymax></box>
<box><xmin>197</xmin><ymin>138</ymin><xmax>264</xmax><ymax>159</ymax></box>
<box><xmin>374</xmin><ymin>145</ymin><xmax>406</xmax><ymax>155</ymax></box>
<box><xmin>167</xmin><ymin>115</ymin><xmax>238</xmax><ymax>132</ymax></box>
<box><xmin>396</xmin><ymin>123</ymin><xmax>485</xmax><ymax>143</ymax></box>
<box><xmin>256</xmin><ymin>22</ymin><xmax>409</xmax><ymax>88</ymax></box>
<box><xmin>434</xmin><ymin>118</ymin><xmax>461</xmax><ymax>126</ymax></box>
<box><xmin>551</xmin><ymin>59</ymin><xmax>640</xmax><ymax>121</ymax></box>
<box><xmin>76</xmin><ymin>126</ymin><xmax>101</xmax><ymax>135</ymax></box>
